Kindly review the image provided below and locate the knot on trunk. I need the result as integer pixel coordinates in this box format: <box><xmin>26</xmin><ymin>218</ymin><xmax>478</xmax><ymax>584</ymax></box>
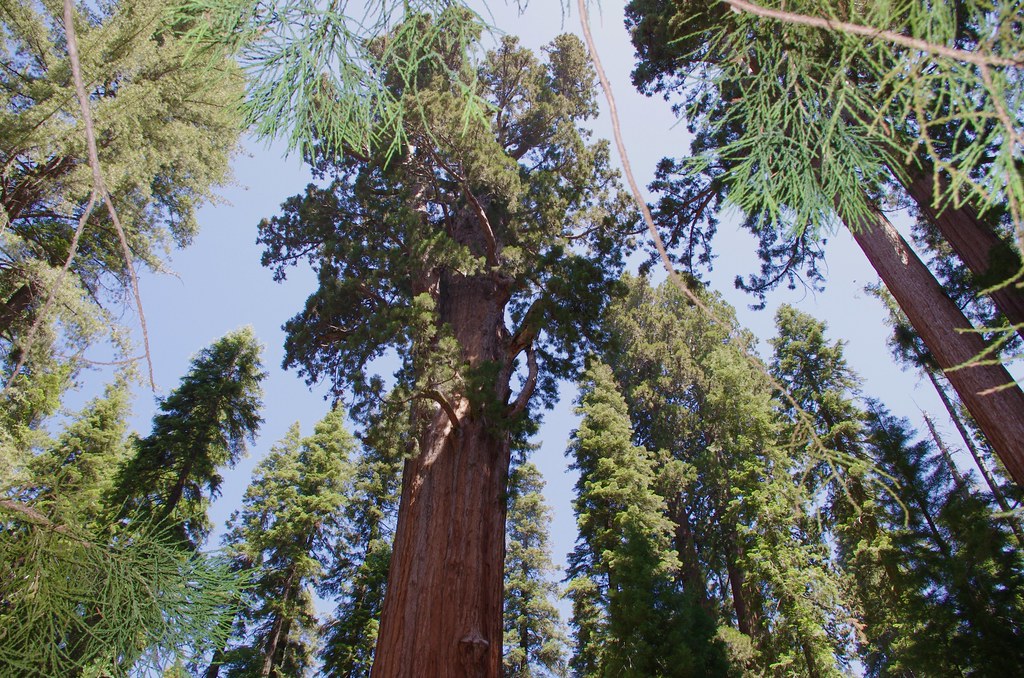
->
<box><xmin>459</xmin><ymin>630</ymin><xmax>490</xmax><ymax>665</ymax></box>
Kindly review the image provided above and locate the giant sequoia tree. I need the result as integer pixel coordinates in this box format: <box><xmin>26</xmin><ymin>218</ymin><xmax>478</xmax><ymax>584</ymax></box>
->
<box><xmin>259</xmin><ymin>21</ymin><xmax>632</xmax><ymax>675</ymax></box>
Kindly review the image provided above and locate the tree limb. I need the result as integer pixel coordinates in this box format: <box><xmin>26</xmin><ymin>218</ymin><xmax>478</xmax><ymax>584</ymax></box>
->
<box><xmin>423</xmin><ymin>388</ymin><xmax>461</xmax><ymax>430</ymax></box>
<box><xmin>64</xmin><ymin>0</ymin><xmax>155</xmax><ymax>390</ymax></box>
<box><xmin>724</xmin><ymin>0</ymin><xmax>1024</xmax><ymax>68</ymax></box>
<box><xmin>506</xmin><ymin>344</ymin><xmax>537</xmax><ymax>419</ymax></box>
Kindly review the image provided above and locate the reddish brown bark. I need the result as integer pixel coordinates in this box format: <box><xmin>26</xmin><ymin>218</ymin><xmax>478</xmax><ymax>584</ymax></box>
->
<box><xmin>848</xmin><ymin>208</ymin><xmax>1024</xmax><ymax>488</ymax></box>
<box><xmin>901</xmin><ymin>171</ymin><xmax>1024</xmax><ymax>341</ymax></box>
<box><xmin>371</xmin><ymin>273</ymin><xmax>517</xmax><ymax>678</ymax></box>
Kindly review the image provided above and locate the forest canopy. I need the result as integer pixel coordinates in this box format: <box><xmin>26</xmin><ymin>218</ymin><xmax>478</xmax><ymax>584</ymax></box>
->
<box><xmin>2</xmin><ymin>0</ymin><xmax>1022</xmax><ymax>676</ymax></box>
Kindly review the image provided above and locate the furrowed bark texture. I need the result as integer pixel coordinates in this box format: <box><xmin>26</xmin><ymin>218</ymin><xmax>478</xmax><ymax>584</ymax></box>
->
<box><xmin>848</xmin><ymin>208</ymin><xmax>1024</xmax><ymax>488</ymax></box>
<box><xmin>902</xmin><ymin>171</ymin><xmax>1024</xmax><ymax>341</ymax></box>
<box><xmin>372</xmin><ymin>272</ymin><xmax>514</xmax><ymax>678</ymax></box>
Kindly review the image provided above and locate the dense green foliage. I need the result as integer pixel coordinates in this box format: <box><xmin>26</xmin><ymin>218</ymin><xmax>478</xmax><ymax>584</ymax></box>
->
<box><xmin>110</xmin><ymin>328</ymin><xmax>266</xmax><ymax>548</ymax></box>
<box><xmin>319</xmin><ymin>394</ymin><xmax>406</xmax><ymax>677</ymax></box>
<box><xmin>257</xmin><ymin>24</ymin><xmax>633</xmax><ymax>408</ymax></box>
<box><xmin>559</xmin><ymin>276</ymin><xmax>1024</xmax><ymax>675</ymax></box>
<box><xmin>504</xmin><ymin>459</ymin><xmax>567</xmax><ymax>677</ymax></box>
<box><xmin>4</xmin><ymin>4</ymin><xmax>1023</xmax><ymax>676</ymax></box>
<box><xmin>0</xmin><ymin>330</ymin><xmax>267</xmax><ymax>675</ymax></box>
<box><xmin>567</xmin><ymin>358</ymin><xmax>727</xmax><ymax>677</ymax></box>
<box><xmin>213</xmin><ymin>411</ymin><xmax>355</xmax><ymax>677</ymax></box>
<box><xmin>1</xmin><ymin>0</ymin><xmax>243</xmax><ymax>392</ymax></box>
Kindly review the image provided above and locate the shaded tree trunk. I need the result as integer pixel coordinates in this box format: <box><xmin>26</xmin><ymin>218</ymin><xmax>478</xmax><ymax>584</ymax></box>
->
<box><xmin>669</xmin><ymin>496</ymin><xmax>710</xmax><ymax>612</ymax></box>
<box><xmin>0</xmin><ymin>281</ymin><xmax>38</xmax><ymax>337</ymax></box>
<box><xmin>847</xmin><ymin>207</ymin><xmax>1024</xmax><ymax>488</ymax></box>
<box><xmin>724</xmin><ymin>527</ymin><xmax>759</xmax><ymax>639</ymax></box>
<box><xmin>261</xmin><ymin>576</ymin><xmax>294</xmax><ymax>677</ymax></box>
<box><xmin>372</xmin><ymin>274</ymin><xmax>515</xmax><ymax>678</ymax></box>
<box><xmin>900</xmin><ymin>171</ymin><xmax>1024</xmax><ymax>341</ymax></box>
<box><xmin>925</xmin><ymin>370</ymin><xmax>1024</xmax><ymax>547</ymax></box>
<box><xmin>204</xmin><ymin>648</ymin><xmax>224</xmax><ymax>678</ymax></box>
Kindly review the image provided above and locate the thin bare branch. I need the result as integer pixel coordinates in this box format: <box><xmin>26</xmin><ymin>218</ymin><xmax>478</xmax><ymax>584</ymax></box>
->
<box><xmin>2</xmin><ymin>191</ymin><xmax>96</xmax><ymax>393</ymax></box>
<box><xmin>63</xmin><ymin>0</ymin><xmax>155</xmax><ymax>390</ymax></box>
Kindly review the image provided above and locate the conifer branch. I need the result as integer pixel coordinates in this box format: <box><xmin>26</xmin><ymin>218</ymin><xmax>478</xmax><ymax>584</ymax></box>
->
<box><xmin>723</xmin><ymin>0</ymin><xmax>1024</xmax><ymax>68</ymax></box>
<box><xmin>423</xmin><ymin>388</ymin><xmax>461</xmax><ymax>429</ymax></box>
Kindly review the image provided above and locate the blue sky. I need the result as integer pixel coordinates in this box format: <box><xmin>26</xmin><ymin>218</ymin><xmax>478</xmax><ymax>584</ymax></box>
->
<box><xmin>88</xmin><ymin>0</ymin><xmax>964</xmax><ymax>604</ymax></box>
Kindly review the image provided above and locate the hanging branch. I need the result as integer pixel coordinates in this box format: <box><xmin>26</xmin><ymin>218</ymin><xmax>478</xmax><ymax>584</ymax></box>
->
<box><xmin>62</xmin><ymin>0</ymin><xmax>155</xmax><ymax>390</ymax></box>
<box><xmin>5</xmin><ymin>0</ymin><xmax>158</xmax><ymax>392</ymax></box>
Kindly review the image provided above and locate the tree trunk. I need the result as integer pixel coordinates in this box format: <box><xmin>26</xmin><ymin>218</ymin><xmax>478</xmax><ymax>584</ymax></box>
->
<box><xmin>669</xmin><ymin>495</ymin><xmax>710</xmax><ymax>612</ymax></box>
<box><xmin>925</xmin><ymin>369</ymin><xmax>1024</xmax><ymax>547</ymax></box>
<box><xmin>900</xmin><ymin>171</ymin><xmax>1024</xmax><ymax>341</ymax></box>
<box><xmin>0</xmin><ymin>282</ymin><xmax>38</xmax><ymax>337</ymax></box>
<box><xmin>261</xmin><ymin>578</ymin><xmax>293</xmax><ymax>678</ymax></box>
<box><xmin>204</xmin><ymin>648</ymin><xmax>225</xmax><ymax>678</ymax></box>
<box><xmin>922</xmin><ymin>411</ymin><xmax>969</xmax><ymax>489</ymax></box>
<box><xmin>724</xmin><ymin>526</ymin><xmax>759</xmax><ymax>639</ymax></box>
<box><xmin>372</xmin><ymin>273</ymin><xmax>514</xmax><ymax>678</ymax></box>
<box><xmin>847</xmin><ymin>207</ymin><xmax>1024</xmax><ymax>488</ymax></box>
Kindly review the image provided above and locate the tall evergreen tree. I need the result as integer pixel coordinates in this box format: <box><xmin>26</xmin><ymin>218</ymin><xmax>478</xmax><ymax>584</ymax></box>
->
<box><xmin>504</xmin><ymin>459</ymin><xmax>567</xmax><ymax>677</ymax></box>
<box><xmin>566</xmin><ymin>360</ymin><xmax>727</xmax><ymax>677</ymax></box>
<box><xmin>869</xmin><ymin>283</ymin><xmax>1024</xmax><ymax>539</ymax></box>
<box><xmin>212</xmin><ymin>409</ymin><xmax>355</xmax><ymax>678</ymax></box>
<box><xmin>258</xmin><ymin>21</ymin><xmax>633</xmax><ymax>673</ymax></box>
<box><xmin>603</xmin><ymin>277</ymin><xmax>853</xmax><ymax>676</ymax></box>
<box><xmin>319</xmin><ymin>392</ymin><xmax>408</xmax><ymax>678</ymax></box>
<box><xmin>110</xmin><ymin>328</ymin><xmax>265</xmax><ymax>548</ymax></box>
<box><xmin>28</xmin><ymin>375</ymin><xmax>134</xmax><ymax>524</ymax></box>
<box><xmin>864</xmin><ymin>403</ymin><xmax>1024</xmax><ymax>675</ymax></box>
<box><xmin>0</xmin><ymin>0</ymin><xmax>241</xmax><ymax>335</ymax></box>
<box><xmin>770</xmin><ymin>306</ymin><xmax>906</xmax><ymax>675</ymax></box>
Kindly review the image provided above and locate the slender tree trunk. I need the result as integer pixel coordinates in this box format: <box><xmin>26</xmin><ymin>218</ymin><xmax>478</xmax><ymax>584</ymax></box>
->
<box><xmin>204</xmin><ymin>648</ymin><xmax>224</xmax><ymax>678</ymax></box>
<box><xmin>372</xmin><ymin>274</ymin><xmax>514</xmax><ymax>678</ymax></box>
<box><xmin>669</xmin><ymin>496</ymin><xmax>710</xmax><ymax>612</ymax></box>
<box><xmin>724</xmin><ymin>526</ymin><xmax>758</xmax><ymax>639</ymax></box>
<box><xmin>926</xmin><ymin>370</ymin><xmax>1024</xmax><ymax>546</ymax></box>
<box><xmin>261</xmin><ymin>580</ymin><xmax>293</xmax><ymax>678</ymax></box>
<box><xmin>900</xmin><ymin>171</ymin><xmax>1024</xmax><ymax>341</ymax></box>
<box><xmin>922</xmin><ymin>412</ymin><xmax>969</xmax><ymax>489</ymax></box>
<box><xmin>847</xmin><ymin>207</ymin><xmax>1024</xmax><ymax>488</ymax></box>
<box><xmin>163</xmin><ymin>455</ymin><xmax>194</xmax><ymax>519</ymax></box>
